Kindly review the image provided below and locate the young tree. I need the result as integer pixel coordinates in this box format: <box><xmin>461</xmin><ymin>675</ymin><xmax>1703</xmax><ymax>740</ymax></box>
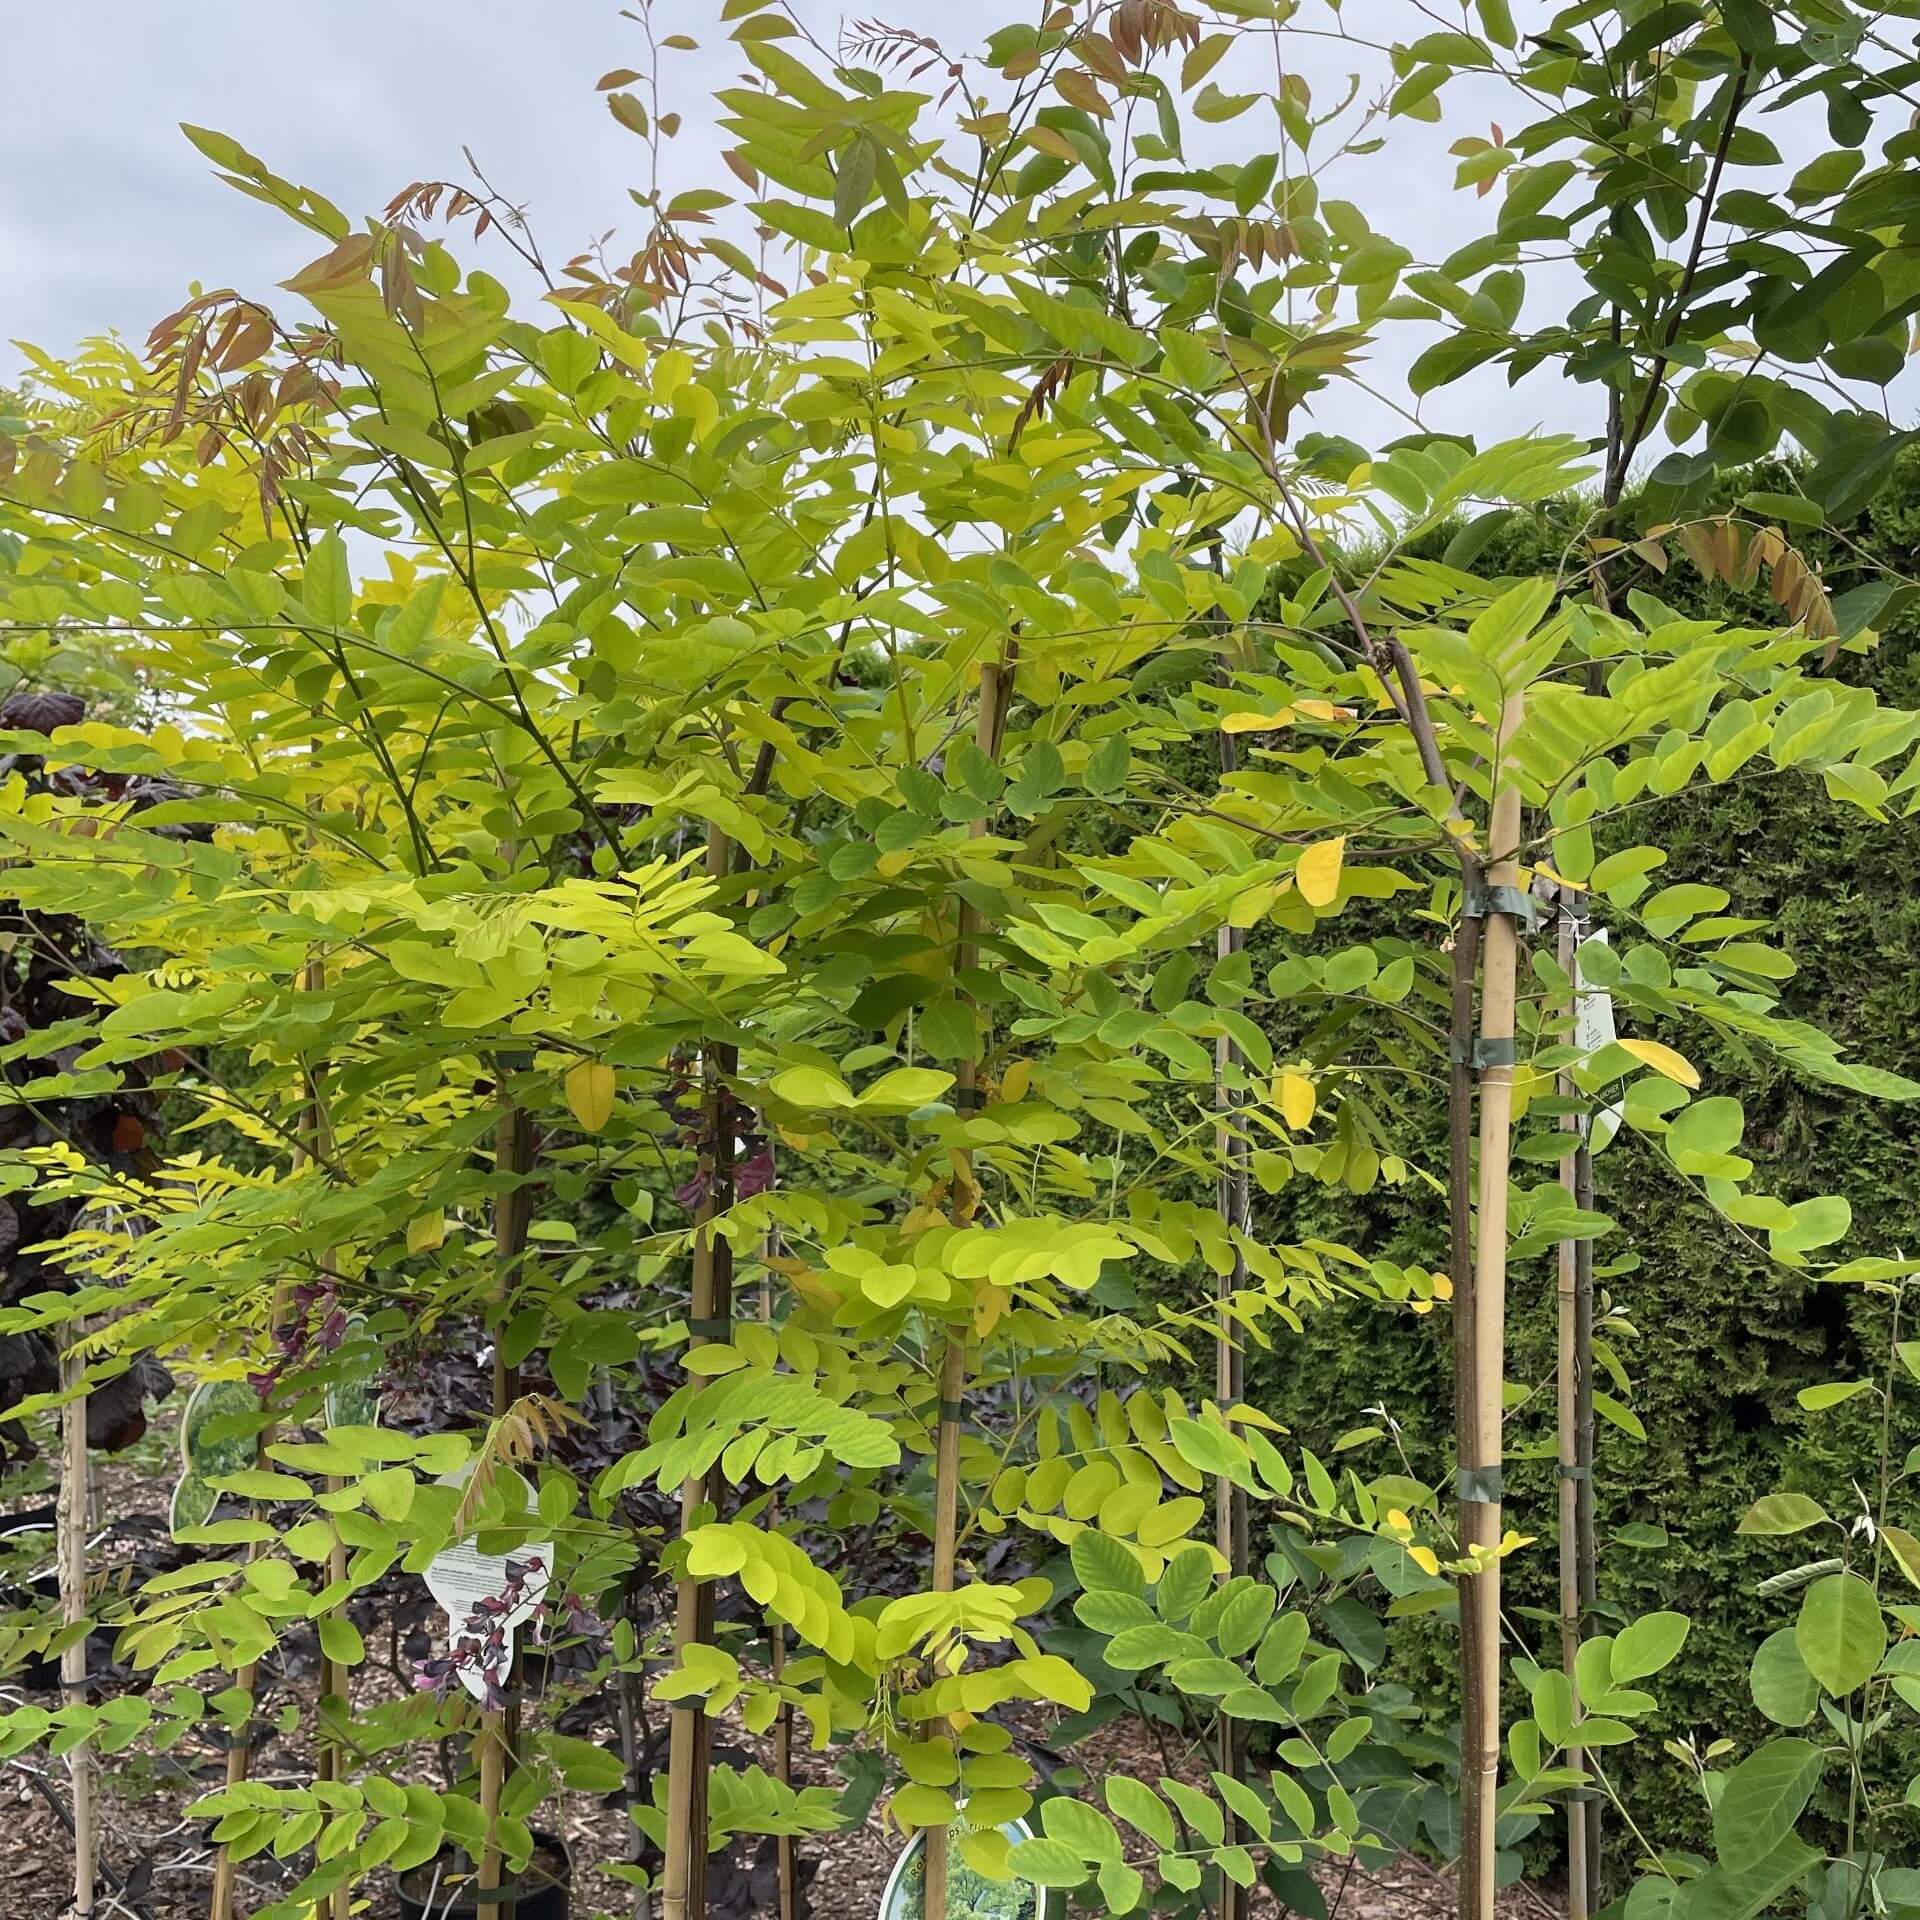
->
<box><xmin>0</xmin><ymin>6</ymin><xmax>1914</xmax><ymax>1920</ymax></box>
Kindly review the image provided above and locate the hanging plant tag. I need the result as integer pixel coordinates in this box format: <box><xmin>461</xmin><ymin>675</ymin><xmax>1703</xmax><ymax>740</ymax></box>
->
<box><xmin>422</xmin><ymin>1469</ymin><xmax>553</xmax><ymax>1706</ymax></box>
<box><xmin>1574</xmin><ymin>929</ymin><xmax>1623</xmax><ymax>1151</ymax></box>
<box><xmin>170</xmin><ymin>1377</ymin><xmax>263</xmax><ymax>1537</ymax></box>
<box><xmin>324</xmin><ymin>1314</ymin><xmax>385</xmax><ymax>1430</ymax></box>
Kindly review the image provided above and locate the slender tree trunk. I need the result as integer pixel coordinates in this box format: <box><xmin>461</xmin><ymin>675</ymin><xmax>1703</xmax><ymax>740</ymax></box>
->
<box><xmin>925</xmin><ymin>654</ymin><xmax>1009</xmax><ymax>1920</ymax></box>
<box><xmin>213</xmin><ymin>952</ymin><xmax>332</xmax><ymax>1920</ymax></box>
<box><xmin>663</xmin><ymin>825</ymin><xmax>736</xmax><ymax>1920</ymax></box>
<box><xmin>1555</xmin><ymin>894</ymin><xmax>1588</xmax><ymax>1920</ymax></box>
<box><xmin>1460</xmin><ymin>692</ymin><xmax>1526</xmax><ymax>1920</ymax></box>
<box><xmin>293</xmin><ymin>972</ymin><xmax>353</xmax><ymax>1920</ymax></box>
<box><xmin>59</xmin><ymin>1332</ymin><xmax>93</xmax><ymax>1920</ymax></box>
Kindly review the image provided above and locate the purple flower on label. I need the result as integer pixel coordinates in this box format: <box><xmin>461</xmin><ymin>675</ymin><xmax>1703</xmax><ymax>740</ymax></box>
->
<box><xmin>413</xmin><ymin>1656</ymin><xmax>455</xmax><ymax>1695</ymax></box>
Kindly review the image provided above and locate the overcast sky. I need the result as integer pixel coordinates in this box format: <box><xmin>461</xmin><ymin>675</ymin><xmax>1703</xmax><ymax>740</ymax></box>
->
<box><xmin>3</xmin><ymin>4</ymin><xmax>1903</xmax><ymax>460</ymax></box>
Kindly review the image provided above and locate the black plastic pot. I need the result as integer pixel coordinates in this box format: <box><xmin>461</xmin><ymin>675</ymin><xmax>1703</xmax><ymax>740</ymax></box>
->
<box><xmin>393</xmin><ymin>1831</ymin><xmax>571</xmax><ymax>1920</ymax></box>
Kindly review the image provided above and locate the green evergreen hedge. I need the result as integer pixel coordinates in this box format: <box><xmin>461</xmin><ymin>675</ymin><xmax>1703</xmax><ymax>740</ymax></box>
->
<box><xmin>1218</xmin><ymin>454</ymin><xmax>1920</xmax><ymax>1868</ymax></box>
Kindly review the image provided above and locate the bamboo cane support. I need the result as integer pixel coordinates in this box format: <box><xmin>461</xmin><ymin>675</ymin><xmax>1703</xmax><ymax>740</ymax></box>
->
<box><xmin>1449</xmin><ymin>894</ymin><xmax>1485</xmax><ymax>1920</ymax></box>
<box><xmin>1214</xmin><ymin>730</ymin><xmax>1251</xmax><ymax>1920</ymax></box>
<box><xmin>1555</xmin><ymin>894</ymin><xmax>1588</xmax><ymax>1920</ymax></box>
<box><xmin>924</xmin><ymin>655</ymin><xmax>1009</xmax><ymax>1920</ymax></box>
<box><xmin>480</xmin><ymin>1079</ymin><xmax>536</xmax><ymax>1918</ymax></box>
<box><xmin>761</xmin><ymin>1237</ymin><xmax>798</xmax><ymax>1920</ymax></box>
<box><xmin>662</xmin><ymin>826</ymin><xmax>737</xmax><ymax>1920</ymax></box>
<box><xmin>1574</xmin><ymin>1139</ymin><xmax>1600</xmax><ymax>1904</ymax></box>
<box><xmin>1460</xmin><ymin>692</ymin><xmax>1525</xmax><ymax>1920</ymax></box>
<box><xmin>58</xmin><ymin>1334</ymin><xmax>93</xmax><ymax>1919</ymax></box>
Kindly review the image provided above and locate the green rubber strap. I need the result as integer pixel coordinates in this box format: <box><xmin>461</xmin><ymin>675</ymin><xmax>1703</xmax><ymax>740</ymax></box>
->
<box><xmin>1456</xmin><ymin>1464</ymin><xmax>1505</xmax><ymax>1503</ymax></box>
<box><xmin>1464</xmin><ymin>883</ymin><xmax>1539</xmax><ymax>929</ymax></box>
<box><xmin>937</xmin><ymin>1399</ymin><xmax>966</xmax><ymax>1425</ymax></box>
<box><xmin>687</xmin><ymin>1317</ymin><xmax>732</xmax><ymax>1340</ymax></box>
<box><xmin>1473</xmin><ymin>1037</ymin><xmax>1518</xmax><ymax>1070</ymax></box>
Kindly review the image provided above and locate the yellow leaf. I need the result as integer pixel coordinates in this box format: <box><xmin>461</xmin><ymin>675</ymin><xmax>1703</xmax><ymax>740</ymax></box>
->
<box><xmin>1410</xmin><ymin>1545</ymin><xmax>1441</xmax><ymax>1577</ymax></box>
<box><xmin>1229</xmin><ymin>881</ymin><xmax>1282</xmax><ymax>927</ymax></box>
<box><xmin>998</xmin><ymin>1059</ymin><xmax>1032</xmax><ymax>1105</ymax></box>
<box><xmin>1295</xmin><ymin>836</ymin><xmax>1346</xmax><ymax>907</ymax></box>
<box><xmin>406</xmin><ymin>1209</ymin><xmax>445</xmax><ymax>1255</ymax></box>
<box><xmin>1221</xmin><ymin>706</ymin><xmax>1295</xmax><ymax>733</ymax></box>
<box><xmin>683</xmin><ymin>1344</ymin><xmax>747</xmax><ymax>1376</ymax></box>
<box><xmin>1277</xmin><ymin>1070</ymin><xmax>1316</xmax><ymax>1131</ymax></box>
<box><xmin>1618</xmin><ymin>1038</ymin><xmax>1700</xmax><ymax>1090</ymax></box>
<box><xmin>566</xmin><ymin>1060</ymin><xmax>617</xmax><ymax>1132</ymax></box>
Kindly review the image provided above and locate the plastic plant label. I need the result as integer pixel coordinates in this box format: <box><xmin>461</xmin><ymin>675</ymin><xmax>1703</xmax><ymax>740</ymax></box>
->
<box><xmin>422</xmin><ymin>1469</ymin><xmax>553</xmax><ymax>1707</ymax></box>
<box><xmin>324</xmin><ymin>1314</ymin><xmax>384</xmax><ymax>1429</ymax></box>
<box><xmin>879</xmin><ymin>1813</ymin><xmax>1048</xmax><ymax>1920</ymax></box>
<box><xmin>1574</xmin><ymin>929</ymin><xmax>1622</xmax><ymax>1151</ymax></box>
<box><xmin>170</xmin><ymin>1377</ymin><xmax>263</xmax><ymax>1535</ymax></box>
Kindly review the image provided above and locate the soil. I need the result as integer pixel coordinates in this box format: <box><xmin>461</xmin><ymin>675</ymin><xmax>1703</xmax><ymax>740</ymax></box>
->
<box><xmin>0</xmin><ymin>1420</ymin><xmax>1553</xmax><ymax>1920</ymax></box>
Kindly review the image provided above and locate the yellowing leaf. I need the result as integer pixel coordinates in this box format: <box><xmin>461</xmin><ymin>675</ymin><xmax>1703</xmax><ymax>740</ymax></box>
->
<box><xmin>683</xmin><ymin>1344</ymin><xmax>748</xmax><ymax>1376</ymax></box>
<box><xmin>999</xmin><ymin>1059</ymin><xmax>1032</xmax><ymax>1104</ymax></box>
<box><xmin>1222</xmin><ymin>706</ymin><xmax>1295</xmax><ymax>734</ymax></box>
<box><xmin>565</xmin><ymin>1060</ymin><xmax>617</xmax><ymax>1132</ymax></box>
<box><xmin>1618</xmin><ymin>1038</ymin><xmax>1700</xmax><ymax>1090</ymax></box>
<box><xmin>406</xmin><ymin>1209</ymin><xmax>445</xmax><ymax>1255</ymax></box>
<box><xmin>769</xmin><ymin>1066</ymin><xmax>859</xmax><ymax>1109</ymax></box>
<box><xmin>857</xmin><ymin>1067</ymin><xmax>954</xmax><ymax>1109</ymax></box>
<box><xmin>1276</xmin><ymin>1071</ymin><xmax>1316</xmax><ymax>1130</ymax></box>
<box><xmin>1295</xmin><ymin>836</ymin><xmax>1346</xmax><ymax>908</ymax></box>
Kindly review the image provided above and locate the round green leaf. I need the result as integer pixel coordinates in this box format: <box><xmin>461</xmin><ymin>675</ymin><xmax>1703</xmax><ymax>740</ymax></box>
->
<box><xmin>1751</xmin><ymin>1628</ymin><xmax>1820</xmax><ymax>1735</ymax></box>
<box><xmin>1795</xmin><ymin>1572</ymin><xmax>1885</xmax><ymax>1696</ymax></box>
<box><xmin>1611</xmin><ymin>1610</ymin><xmax>1690</xmax><ymax>1683</ymax></box>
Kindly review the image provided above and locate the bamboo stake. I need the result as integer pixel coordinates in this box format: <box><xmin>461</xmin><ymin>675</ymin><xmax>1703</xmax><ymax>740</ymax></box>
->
<box><xmin>925</xmin><ymin>654</ymin><xmax>1010</xmax><ymax>1920</ymax></box>
<box><xmin>1574</xmin><ymin>1134</ymin><xmax>1601</xmax><ymax>1904</ymax></box>
<box><xmin>1214</xmin><ymin>731</ymin><xmax>1251</xmax><ymax>1920</ymax></box>
<box><xmin>58</xmin><ymin>1332</ymin><xmax>93</xmax><ymax>1920</ymax></box>
<box><xmin>480</xmin><ymin>1075</ymin><xmax>536</xmax><ymax>1920</ymax></box>
<box><xmin>662</xmin><ymin>825</ymin><xmax>737</xmax><ymax>1920</ymax></box>
<box><xmin>1460</xmin><ymin>691</ymin><xmax>1526</xmax><ymax>1920</ymax></box>
<box><xmin>762</xmin><ymin>1235</ymin><xmax>798</xmax><ymax>1920</ymax></box>
<box><xmin>1555</xmin><ymin>893</ymin><xmax>1588</xmax><ymax>1920</ymax></box>
<box><xmin>1449</xmin><ymin>888</ymin><xmax>1486</xmax><ymax>1920</ymax></box>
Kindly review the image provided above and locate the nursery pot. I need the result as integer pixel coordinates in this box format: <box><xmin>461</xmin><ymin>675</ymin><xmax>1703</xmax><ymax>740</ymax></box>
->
<box><xmin>394</xmin><ymin>1829</ymin><xmax>571</xmax><ymax>1920</ymax></box>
